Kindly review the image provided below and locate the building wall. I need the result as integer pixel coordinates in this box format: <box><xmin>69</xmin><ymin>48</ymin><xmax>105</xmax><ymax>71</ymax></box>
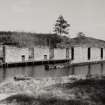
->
<box><xmin>71</xmin><ymin>46</ymin><xmax>103</xmax><ymax>64</ymax></box>
<box><xmin>33</xmin><ymin>46</ymin><xmax>49</xmax><ymax>60</ymax></box>
<box><xmin>49</xmin><ymin>48</ymin><xmax>54</xmax><ymax>59</ymax></box>
<box><xmin>81</xmin><ymin>47</ymin><xmax>88</xmax><ymax>62</ymax></box>
<box><xmin>28</xmin><ymin>48</ymin><xmax>34</xmax><ymax>60</ymax></box>
<box><xmin>54</xmin><ymin>48</ymin><xmax>66</xmax><ymax>60</ymax></box>
<box><xmin>4</xmin><ymin>45</ymin><xmax>105</xmax><ymax>64</ymax></box>
<box><xmin>71</xmin><ymin>47</ymin><xmax>87</xmax><ymax>63</ymax></box>
<box><xmin>69</xmin><ymin>48</ymin><xmax>71</xmax><ymax>59</ymax></box>
<box><xmin>90</xmin><ymin>47</ymin><xmax>101</xmax><ymax>61</ymax></box>
<box><xmin>0</xmin><ymin>45</ymin><xmax>3</xmax><ymax>57</ymax></box>
<box><xmin>5</xmin><ymin>46</ymin><xmax>29</xmax><ymax>63</ymax></box>
<box><xmin>5</xmin><ymin>46</ymin><xmax>50</xmax><ymax>63</ymax></box>
<box><xmin>103</xmin><ymin>48</ymin><xmax>105</xmax><ymax>60</ymax></box>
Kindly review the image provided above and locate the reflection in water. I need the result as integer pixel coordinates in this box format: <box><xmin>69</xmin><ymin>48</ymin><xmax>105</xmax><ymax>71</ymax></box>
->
<box><xmin>87</xmin><ymin>64</ymin><xmax>91</xmax><ymax>77</ymax></box>
<box><xmin>0</xmin><ymin>62</ymin><xmax>105</xmax><ymax>82</ymax></box>
<box><xmin>74</xmin><ymin>65</ymin><xmax>88</xmax><ymax>77</ymax></box>
<box><xmin>2</xmin><ymin>67</ymin><xmax>6</xmax><ymax>81</ymax></box>
<box><xmin>100</xmin><ymin>63</ymin><xmax>103</xmax><ymax>76</ymax></box>
<box><xmin>91</xmin><ymin>64</ymin><xmax>101</xmax><ymax>75</ymax></box>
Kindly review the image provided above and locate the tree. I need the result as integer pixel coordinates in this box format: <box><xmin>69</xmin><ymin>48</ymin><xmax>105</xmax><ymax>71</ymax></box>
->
<box><xmin>77</xmin><ymin>32</ymin><xmax>85</xmax><ymax>37</ymax></box>
<box><xmin>53</xmin><ymin>15</ymin><xmax>70</xmax><ymax>35</ymax></box>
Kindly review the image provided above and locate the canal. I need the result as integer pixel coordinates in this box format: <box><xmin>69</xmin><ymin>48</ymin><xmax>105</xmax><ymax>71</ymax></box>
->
<box><xmin>0</xmin><ymin>62</ymin><xmax>105</xmax><ymax>82</ymax></box>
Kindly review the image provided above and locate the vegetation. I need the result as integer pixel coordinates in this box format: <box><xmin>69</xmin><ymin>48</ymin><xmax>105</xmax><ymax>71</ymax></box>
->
<box><xmin>69</xmin><ymin>34</ymin><xmax>105</xmax><ymax>47</ymax></box>
<box><xmin>77</xmin><ymin>32</ymin><xmax>85</xmax><ymax>37</ymax></box>
<box><xmin>53</xmin><ymin>15</ymin><xmax>70</xmax><ymax>36</ymax></box>
<box><xmin>0</xmin><ymin>31</ymin><xmax>63</xmax><ymax>48</ymax></box>
<box><xmin>0</xmin><ymin>31</ymin><xmax>105</xmax><ymax>48</ymax></box>
<box><xmin>1</xmin><ymin>78</ymin><xmax>105</xmax><ymax>105</ymax></box>
<box><xmin>1</xmin><ymin>94</ymin><xmax>89</xmax><ymax>105</ymax></box>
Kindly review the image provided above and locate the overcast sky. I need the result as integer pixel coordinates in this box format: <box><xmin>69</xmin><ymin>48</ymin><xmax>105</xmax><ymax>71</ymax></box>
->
<box><xmin>0</xmin><ymin>0</ymin><xmax>105</xmax><ymax>39</ymax></box>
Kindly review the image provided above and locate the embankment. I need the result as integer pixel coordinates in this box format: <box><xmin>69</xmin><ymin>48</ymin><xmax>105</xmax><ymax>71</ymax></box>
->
<box><xmin>0</xmin><ymin>76</ymin><xmax>105</xmax><ymax>105</ymax></box>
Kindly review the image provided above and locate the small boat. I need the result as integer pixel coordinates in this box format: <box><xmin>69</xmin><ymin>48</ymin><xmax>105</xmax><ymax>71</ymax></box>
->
<box><xmin>45</xmin><ymin>64</ymin><xmax>56</xmax><ymax>70</ymax></box>
<box><xmin>45</xmin><ymin>63</ymin><xmax>70</xmax><ymax>70</ymax></box>
<box><xmin>14</xmin><ymin>76</ymin><xmax>31</xmax><ymax>81</ymax></box>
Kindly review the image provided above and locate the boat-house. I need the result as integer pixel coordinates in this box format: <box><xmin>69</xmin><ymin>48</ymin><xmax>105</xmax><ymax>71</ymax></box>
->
<box><xmin>69</xmin><ymin>35</ymin><xmax>105</xmax><ymax>64</ymax></box>
<box><xmin>0</xmin><ymin>35</ymin><xmax>105</xmax><ymax>66</ymax></box>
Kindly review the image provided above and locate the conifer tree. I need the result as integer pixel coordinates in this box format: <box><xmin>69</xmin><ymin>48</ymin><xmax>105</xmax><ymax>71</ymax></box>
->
<box><xmin>53</xmin><ymin>15</ymin><xmax>70</xmax><ymax>35</ymax></box>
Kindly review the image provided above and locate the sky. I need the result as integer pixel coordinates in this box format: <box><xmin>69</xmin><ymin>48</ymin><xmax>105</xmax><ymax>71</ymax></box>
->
<box><xmin>0</xmin><ymin>0</ymin><xmax>105</xmax><ymax>39</ymax></box>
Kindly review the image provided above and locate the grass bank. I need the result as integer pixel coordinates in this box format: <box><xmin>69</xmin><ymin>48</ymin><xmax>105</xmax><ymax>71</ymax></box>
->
<box><xmin>0</xmin><ymin>77</ymin><xmax>105</xmax><ymax>105</ymax></box>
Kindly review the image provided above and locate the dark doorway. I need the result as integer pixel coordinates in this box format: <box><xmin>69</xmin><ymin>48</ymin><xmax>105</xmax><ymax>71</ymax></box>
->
<box><xmin>44</xmin><ymin>55</ymin><xmax>47</xmax><ymax>60</ymax></box>
<box><xmin>101</xmin><ymin>48</ymin><xmax>103</xmax><ymax>59</ymax></box>
<box><xmin>88</xmin><ymin>47</ymin><xmax>91</xmax><ymax>60</ymax></box>
<box><xmin>22</xmin><ymin>55</ymin><xmax>25</xmax><ymax>62</ymax></box>
<box><xmin>71</xmin><ymin>47</ymin><xmax>74</xmax><ymax>60</ymax></box>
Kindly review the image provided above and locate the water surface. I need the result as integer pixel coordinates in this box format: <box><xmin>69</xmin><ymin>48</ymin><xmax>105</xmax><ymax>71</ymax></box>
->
<box><xmin>0</xmin><ymin>62</ymin><xmax>105</xmax><ymax>82</ymax></box>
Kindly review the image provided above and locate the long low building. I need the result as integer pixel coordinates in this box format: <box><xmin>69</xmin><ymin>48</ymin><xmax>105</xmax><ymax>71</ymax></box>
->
<box><xmin>70</xmin><ymin>46</ymin><xmax>105</xmax><ymax>64</ymax></box>
<box><xmin>69</xmin><ymin>35</ymin><xmax>105</xmax><ymax>64</ymax></box>
<box><xmin>3</xmin><ymin>46</ymin><xmax>50</xmax><ymax>63</ymax></box>
<box><xmin>0</xmin><ymin>35</ymin><xmax>105</xmax><ymax>64</ymax></box>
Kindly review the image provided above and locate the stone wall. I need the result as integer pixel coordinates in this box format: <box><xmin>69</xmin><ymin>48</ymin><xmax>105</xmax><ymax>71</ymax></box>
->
<box><xmin>5</xmin><ymin>46</ymin><xmax>29</xmax><ymax>63</ymax></box>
